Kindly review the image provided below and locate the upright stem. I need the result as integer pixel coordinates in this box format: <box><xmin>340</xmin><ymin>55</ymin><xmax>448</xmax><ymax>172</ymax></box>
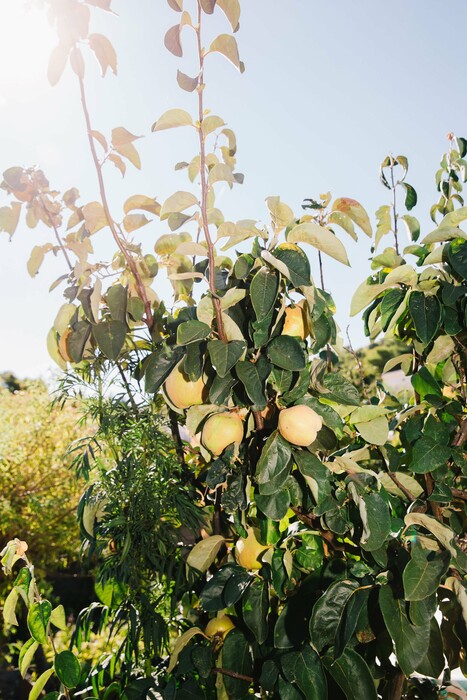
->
<box><xmin>39</xmin><ymin>196</ymin><xmax>73</xmax><ymax>272</ymax></box>
<box><xmin>195</xmin><ymin>2</ymin><xmax>227</xmax><ymax>343</ymax></box>
<box><xmin>76</xmin><ymin>75</ymin><xmax>154</xmax><ymax>331</ymax></box>
<box><xmin>390</xmin><ymin>158</ymin><xmax>400</xmax><ymax>255</ymax></box>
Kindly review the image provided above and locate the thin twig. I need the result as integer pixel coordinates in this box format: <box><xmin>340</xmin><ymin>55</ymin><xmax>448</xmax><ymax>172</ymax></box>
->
<box><xmin>195</xmin><ymin>2</ymin><xmax>226</xmax><ymax>343</ymax></box>
<box><xmin>389</xmin><ymin>157</ymin><xmax>399</xmax><ymax>255</ymax></box>
<box><xmin>39</xmin><ymin>196</ymin><xmax>73</xmax><ymax>271</ymax></box>
<box><xmin>212</xmin><ymin>667</ymin><xmax>254</xmax><ymax>683</ymax></box>
<box><xmin>387</xmin><ymin>472</ymin><xmax>415</xmax><ymax>502</ymax></box>
<box><xmin>116</xmin><ymin>363</ymin><xmax>138</xmax><ymax>415</ymax></box>
<box><xmin>168</xmin><ymin>408</ymin><xmax>186</xmax><ymax>468</ymax></box>
<box><xmin>76</xmin><ymin>74</ymin><xmax>153</xmax><ymax>330</ymax></box>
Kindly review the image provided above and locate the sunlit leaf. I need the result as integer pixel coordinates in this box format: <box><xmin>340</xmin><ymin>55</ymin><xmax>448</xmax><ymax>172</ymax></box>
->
<box><xmin>151</xmin><ymin>108</ymin><xmax>193</xmax><ymax>131</ymax></box>
<box><xmin>209</xmin><ymin>34</ymin><xmax>243</xmax><ymax>72</ymax></box>
<box><xmin>47</xmin><ymin>43</ymin><xmax>69</xmax><ymax>86</ymax></box>
<box><xmin>332</xmin><ymin>197</ymin><xmax>372</xmax><ymax>236</ymax></box>
<box><xmin>83</xmin><ymin>201</ymin><xmax>108</xmax><ymax>234</ymax></box>
<box><xmin>288</xmin><ymin>222</ymin><xmax>350</xmax><ymax>266</ymax></box>
<box><xmin>123</xmin><ymin>213</ymin><xmax>151</xmax><ymax>233</ymax></box>
<box><xmin>89</xmin><ymin>33</ymin><xmax>117</xmax><ymax>76</ymax></box>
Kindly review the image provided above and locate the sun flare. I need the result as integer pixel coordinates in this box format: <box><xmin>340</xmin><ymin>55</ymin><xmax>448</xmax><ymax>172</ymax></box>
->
<box><xmin>0</xmin><ymin>3</ymin><xmax>56</xmax><ymax>99</ymax></box>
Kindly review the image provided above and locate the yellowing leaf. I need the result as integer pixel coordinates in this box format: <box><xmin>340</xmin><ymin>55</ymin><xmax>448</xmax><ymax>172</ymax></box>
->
<box><xmin>124</xmin><ymin>195</ymin><xmax>160</xmax><ymax>216</ymax></box>
<box><xmin>174</xmin><ymin>242</ymin><xmax>208</xmax><ymax>256</ymax></box>
<box><xmin>27</xmin><ymin>244</ymin><xmax>53</xmax><ymax>277</ymax></box>
<box><xmin>151</xmin><ymin>108</ymin><xmax>193</xmax><ymax>132</ymax></box>
<box><xmin>0</xmin><ymin>202</ymin><xmax>21</xmax><ymax>236</ymax></box>
<box><xmin>47</xmin><ymin>328</ymin><xmax>67</xmax><ymax>370</ymax></box>
<box><xmin>108</xmin><ymin>153</ymin><xmax>126</xmax><ymax>176</ymax></box>
<box><xmin>208</xmin><ymin>163</ymin><xmax>234</xmax><ymax>186</ymax></box>
<box><xmin>202</xmin><ymin>115</ymin><xmax>226</xmax><ymax>137</ymax></box>
<box><xmin>355</xmin><ymin>416</ymin><xmax>389</xmax><ymax>446</ymax></box>
<box><xmin>83</xmin><ymin>201</ymin><xmax>108</xmax><ymax>234</ymax></box>
<box><xmin>332</xmin><ymin>197</ymin><xmax>372</xmax><ymax>237</ymax></box>
<box><xmin>114</xmin><ymin>142</ymin><xmax>141</xmax><ymax>169</ymax></box>
<box><xmin>47</xmin><ymin>43</ymin><xmax>69</xmax><ymax>86</ymax></box>
<box><xmin>160</xmin><ymin>191</ymin><xmax>198</xmax><ymax>219</ymax></box>
<box><xmin>266</xmin><ymin>196</ymin><xmax>295</xmax><ymax>232</ymax></box>
<box><xmin>217</xmin><ymin>0</ymin><xmax>240</xmax><ymax>31</ymax></box>
<box><xmin>54</xmin><ymin>303</ymin><xmax>77</xmax><ymax>335</ymax></box>
<box><xmin>350</xmin><ymin>279</ymin><xmax>386</xmax><ymax>316</ymax></box>
<box><xmin>167</xmin><ymin>0</ymin><xmax>183</xmax><ymax>10</ymax></box>
<box><xmin>288</xmin><ymin>222</ymin><xmax>350</xmax><ymax>266</ymax></box>
<box><xmin>90</xmin><ymin>130</ymin><xmax>108</xmax><ymax>151</ymax></box>
<box><xmin>187</xmin><ymin>535</ymin><xmax>225</xmax><ymax>573</ymax></box>
<box><xmin>177</xmin><ymin>69</ymin><xmax>198</xmax><ymax>92</ymax></box>
<box><xmin>168</xmin><ymin>627</ymin><xmax>207</xmax><ymax>674</ymax></box>
<box><xmin>89</xmin><ymin>33</ymin><xmax>117</xmax><ymax>76</ymax></box>
<box><xmin>209</xmin><ymin>34</ymin><xmax>243</xmax><ymax>72</ymax></box>
<box><xmin>111</xmin><ymin>127</ymin><xmax>141</xmax><ymax>147</ymax></box>
<box><xmin>123</xmin><ymin>213</ymin><xmax>151</xmax><ymax>233</ymax></box>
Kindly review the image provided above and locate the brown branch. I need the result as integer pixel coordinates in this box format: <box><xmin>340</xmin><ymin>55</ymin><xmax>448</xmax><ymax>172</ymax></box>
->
<box><xmin>452</xmin><ymin>416</ymin><xmax>467</xmax><ymax>447</ymax></box>
<box><xmin>253</xmin><ymin>409</ymin><xmax>264</xmax><ymax>431</ymax></box>
<box><xmin>195</xmin><ymin>2</ymin><xmax>227</xmax><ymax>343</ymax></box>
<box><xmin>387</xmin><ymin>668</ymin><xmax>405</xmax><ymax>700</ymax></box>
<box><xmin>451</xmin><ymin>488</ymin><xmax>467</xmax><ymax>501</ymax></box>
<box><xmin>387</xmin><ymin>472</ymin><xmax>415</xmax><ymax>502</ymax></box>
<box><xmin>76</xmin><ymin>74</ymin><xmax>153</xmax><ymax>330</ymax></box>
<box><xmin>291</xmin><ymin>506</ymin><xmax>360</xmax><ymax>555</ymax></box>
<box><xmin>212</xmin><ymin>667</ymin><xmax>254</xmax><ymax>683</ymax></box>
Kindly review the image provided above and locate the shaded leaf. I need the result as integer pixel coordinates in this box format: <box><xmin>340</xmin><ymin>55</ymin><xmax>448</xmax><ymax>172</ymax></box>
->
<box><xmin>92</xmin><ymin>321</ymin><xmax>127</xmax><ymax>360</ymax></box>
<box><xmin>208</xmin><ymin>339</ymin><xmax>246</xmax><ymax>377</ymax></box>
<box><xmin>164</xmin><ymin>24</ymin><xmax>182</xmax><ymax>57</ymax></box>
<box><xmin>54</xmin><ymin>650</ymin><xmax>80</xmax><ymax>688</ymax></box>
<box><xmin>322</xmin><ymin>648</ymin><xmax>377</xmax><ymax>700</ymax></box>
<box><xmin>282</xmin><ymin>645</ymin><xmax>327</xmax><ymax>700</ymax></box>
<box><xmin>267</xmin><ymin>335</ymin><xmax>306</xmax><ymax>371</ymax></box>
<box><xmin>187</xmin><ymin>535</ymin><xmax>225</xmax><ymax>573</ymax></box>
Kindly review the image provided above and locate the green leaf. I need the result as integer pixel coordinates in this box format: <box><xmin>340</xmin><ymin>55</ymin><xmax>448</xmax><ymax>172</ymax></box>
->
<box><xmin>250</xmin><ymin>267</ymin><xmax>279</xmax><ymax>319</ymax></box>
<box><xmin>357</xmin><ymin>492</ymin><xmax>391</xmax><ymax>551</ymax></box>
<box><xmin>287</xmin><ymin>222</ymin><xmax>350</xmax><ymax>266</ymax></box>
<box><xmin>281</xmin><ymin>645</ymin><xmax>327</xmax><ymax>700</ymax></box>
<box><xmin>379</xmin><ymin>584</ymin><xmax>430</xmax><ymax>676</ymax></box>
<box><xmin>411</xmin><ymin>436</ymin><xmax>451</xmax><ymax>473</ymax></box>
<box><xmin>67</xmin><ymin>321</ymin><xmax>91</xmax><ymax>363</ymax></box>
<box><xmin>408</xmin><ymin>291</ymin><xmax>441</xmax><ymax>345</ymax></box>
<box><xmin>309</xmin><ymin>579</ymin><xmax>359</xmax><ymax>653</ymax></box>
<box><xmin>403</xmin><ymin>541</ymin><xmax>450</xmax><ymax>601</ymax></box>
<box><xmin>321</xmin><ymin>372</ymin><xmax>360</xmax><ymax>406</ymax></box>
<box><xmin>334</xmin><ymin>587</ymin><xmax>370</xmax><ymax>659</ymax></box>
<box><xmin>208</xmin><ymin>339</ymin><xmax>246</xmax><ymax>377</ymax></box>
<box><xmin>409</xmin><ymin>593</ymin><xmax>437</xmax><ymax>626</ymax></box>
<box><xmin>19</xmin><ymin>638</ymin><xmax>39</xmax><ymax>678</ymax></box>
<box><xmin>403</xmin><ymin>182</ymin><xmax>417</xmax><ymax>211</ymax></box>
<box><xmin>267</xmin><ymin>335</ymin><xmax>306</xmax><ymax>371</ymax></box>
<box><xmin>54</xmin><ymin>650</ymin><xmax>81</xmax><ymax>688</ymax></box>
<box><xmin>415</xmin><ymin>619</ymin><xmax>445</xmax><ymax>678</ymax></box>
<box><xmin>411</xmin><ymin>366</ymin><xmax>442</xmax><ymax>400</ymax></box>
<box><xmin>14</xmin><ymin>566</ymin><xmax>32</xmax><ymax>607</ymax></box>
<box><xmin>235</xmin><ymin>358</ymin><xmax>270</xmax><ymax>409</ymax></box>
<box><xmin>177</xmin><ymin>320</ymin><xmax>211</xmax><ymax>345</ymax></box>
<box><xmin>447</xmin><ymin>237</ymin><xmax>467</xmax><ymax>278</ymax></box>
<box><xmin>187</xmin><ymin>535</ymin><xmax>225</xmax><ymax>573</ymax></box>
<box><xmin>92</xmin><ymin>321</ymin><xmax>127</xmax><ymax>360</ymax></box>
<box><xmin>272</xmin><ymin>244</ymin><xmax>311</xmax><ymax>287</ymax></box>
<box><xmin>144</xmin><ymin>347</ymin><xmax>184</xmax><ymax>393</ymax></box>
<box><xmin>256</xmin><ymin>488</ymin><xmax>290</xmax><ymax>521</ymax></box>
<box><xmin>242</xmin><ymin>579</ymin><xmax>269</xmax><ymax>644</ymax></box>
<box><xmin>322</xmin><ymin>648</ymin><xmax>377</xmax><ymax>700</ymax></box>
<box><xmin>29</xmin><ymin>667</ymin><xmax>55</xmax><ymax>700</ymax></box>
<box><xmin>256</xmin><ymin>432</ymin><xmax>291</xmax><ymax>485</ymax></box>
<box><xmin>107</xmin><ymin>284</ymin><xmax>127</xmax><ymax>322</ymax></box>
<box><xmin>222</xmin><ymin>629</ymin><xmax>253</xmax><ymax>697</ymax></box>
<box><xmin>95</xmin><ymin>579</ymin><xmax>126</xmax><ymax>608</ymax></box>
<box><xmin>27</xmin><ymin>600</ymin><xmax>52</xmax><ymax>644</ymax></box>
<box><xmin>381</xmin><ymin>288</ymin><xmax>405</xmax><ymax>332</ymax></box>
<box><xmin>50</xmin><ymin>604</ymin><xmax>67</xmax><ymax>631</ymax></box>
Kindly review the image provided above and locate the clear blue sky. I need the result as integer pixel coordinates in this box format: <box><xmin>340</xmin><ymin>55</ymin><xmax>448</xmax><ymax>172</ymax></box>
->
<box><xmin>1</xmin><ymin>0</ymin><xmax>466</xmax><ymax>379</ymax></box>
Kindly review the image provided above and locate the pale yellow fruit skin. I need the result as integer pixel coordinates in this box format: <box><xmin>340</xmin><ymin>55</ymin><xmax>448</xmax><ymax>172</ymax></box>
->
<box><xmin>202</xmin><ymin>412</ymin><xmax>244</xmax><ymax>456</ymax></box>
<box><xmin>164</xmin><ymin>363</ymin><xmax>205</xmax><ymax>410</ymax></box>
<box><xmin>205</xmin><ymin>615</ymin><xmax>235</xmax><ymax>639</ymax></box>
<box><xmin>235</xmin><ymin>528</ymin><xmax>269</xmax><ymax>570</ymax></box>
<box><xmin>282</xmin><ymin>304</ymin><xmax>307</xmax><ymax>340</ymax></box>
<box><xmin>278</xmin><ymin>405</ymin><xmax>323</xmax><ymax>447</ymax></box>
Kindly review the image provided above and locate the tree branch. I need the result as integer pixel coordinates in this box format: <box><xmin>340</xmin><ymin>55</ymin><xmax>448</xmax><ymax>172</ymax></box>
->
<box><xmin>76</xmin><ymin>74</ymin><xmax>154</xmax><ymax>330</ymax></box>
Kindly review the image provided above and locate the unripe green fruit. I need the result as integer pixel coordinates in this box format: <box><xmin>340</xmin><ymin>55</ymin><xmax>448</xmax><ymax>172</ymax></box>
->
<box><xmin>278</xmin><ymin>405</ymin><xmax>322</xmax><ymax>446</ymax></box>
<box><xmin>202</xmin><ymin>412</ymin><xmax>244</xmax><ymax>455</ymax></box>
